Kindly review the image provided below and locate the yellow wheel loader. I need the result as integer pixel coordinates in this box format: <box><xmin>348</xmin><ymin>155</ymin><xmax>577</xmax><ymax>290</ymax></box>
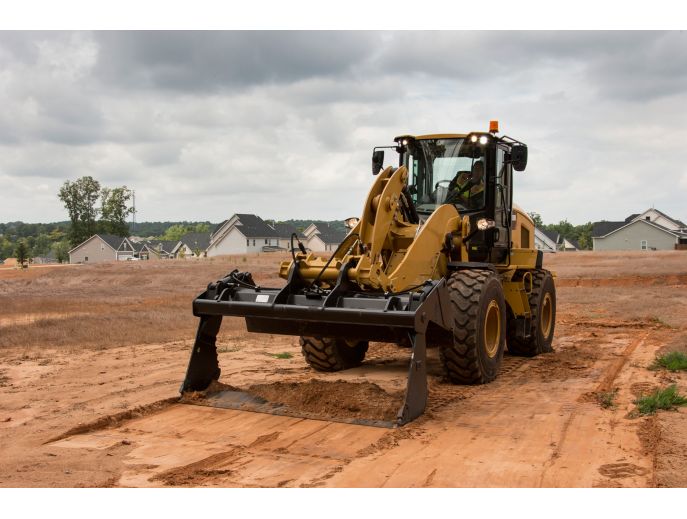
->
<box><xmin>181</xmin><ymin>122</ymin><xmax>556</xmax><ymax>426</ymax></box>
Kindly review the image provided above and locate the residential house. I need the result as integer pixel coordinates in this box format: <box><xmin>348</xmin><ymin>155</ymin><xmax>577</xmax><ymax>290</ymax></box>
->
<box><xmin>115</xmin><ymin>237</ymin><xmax>139</xmax><ymax>261</ymax></box>
<box><xmin>303</xmin><ymin>222</ymin><xmax>347</xmax><ymax>252</ymax></box>
<box><xmin>534</xmin><ymin>228</ymin><xmax>558</xmax><ymax>253</ymax></box>
<box><xmin>270</xmin><ymin>222</ymin><xmax>306</xmax><ymax>251</ymax></box>
<box><xmin>560</xmin><ymin>238</ymin><xmax>579</xmax><ymax>251</ymax></box>
<box><xmin>68</xmin><ymin>234</ymin><xmax>125</xmax><ymax>264</ymax></box>
<box><xmin>32</xmin><ymin>251</ymin><xmax>59</xmax><ymax>264</ymax></box>
<box><xmin>174</xmin><ymin>232</ymin><xmax>212</xmax><ymax>258</ymax></box>
<box><xmin>592</xmin><ymin>208</ymin><xmax>687</xmax><ymax>251</ymax></box>
<box><xmin>205</xmin><ymin>214</ymin><xmax>281</xmax><ymax>256</ymax></box>
<box><xmin>142</xmin><ymin>240</ymin><xmax>179</xmax><ymax>260</ymax></box>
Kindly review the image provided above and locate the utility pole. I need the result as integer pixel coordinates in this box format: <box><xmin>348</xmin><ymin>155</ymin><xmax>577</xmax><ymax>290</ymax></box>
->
<box><xmin>131</xmin><ymin>189</ymin><xmax>136</xmax><ymax>233</ymax></box>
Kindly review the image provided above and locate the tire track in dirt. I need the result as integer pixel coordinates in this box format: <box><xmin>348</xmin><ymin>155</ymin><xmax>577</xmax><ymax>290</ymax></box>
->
<box><xmin>595</xmin><ymin>333</ymin><xmax>649</xmax><ymax>393</ymax></box>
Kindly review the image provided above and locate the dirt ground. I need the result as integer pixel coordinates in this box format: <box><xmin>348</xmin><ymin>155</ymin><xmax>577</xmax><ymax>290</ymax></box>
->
<box><xmin>1</xmin><ymin>251</ymin><xmax>686</xmax><ymax>487</ymax></box>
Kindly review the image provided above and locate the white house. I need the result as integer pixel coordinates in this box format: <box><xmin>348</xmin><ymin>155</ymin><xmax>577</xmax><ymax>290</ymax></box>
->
<box><xmin>534</xmin><ymin>228</ymin><xmax>558</xmax><ymax>253</ymax></box>
<box><xmin>205</xmin><ymin>214</ymin><xmax>281</xmax><ymax>256</ymax></box>
<box><xmin>173</xmin><ymin>232</ymin><xmax>211</xmax><ymax>258</ymax></box>
<box><xmin>302</xmin><ymin>223</ymin><xmax>347</xmax><ymax>252</ymax></box>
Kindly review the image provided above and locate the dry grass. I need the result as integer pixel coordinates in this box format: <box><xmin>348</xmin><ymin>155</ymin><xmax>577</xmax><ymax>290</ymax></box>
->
<box><xmin>0</xmin><ymin>254</ymin><xmax>289</xmax><ymax>351</ymax></box>
<box><xmin>2</xmin><ymin>250</ymin><xmax>687</xmax><ymax>351</ymax></box>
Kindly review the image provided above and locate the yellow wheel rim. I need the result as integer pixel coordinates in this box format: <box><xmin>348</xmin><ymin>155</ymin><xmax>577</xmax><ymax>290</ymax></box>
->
<box><xmin>540</xmin><ymin>293</ymin><xmax>553</xmax><ymax>338</ymax></box>
<box><xmin>483</xmin><ymin>300</ymin><xmax>501</xmax><ymax>358</ymax></box>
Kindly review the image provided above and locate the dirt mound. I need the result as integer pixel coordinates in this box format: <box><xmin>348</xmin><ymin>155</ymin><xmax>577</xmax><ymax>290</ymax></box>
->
<box><xmin>248</xmin><ymin>379</ymin><xmax>403</xmax><ymax>422</ymax></box>
<box><xmin>180</xmin><ymin>380</ymin><xmax>240</xmax><ymax>402</ymax></box>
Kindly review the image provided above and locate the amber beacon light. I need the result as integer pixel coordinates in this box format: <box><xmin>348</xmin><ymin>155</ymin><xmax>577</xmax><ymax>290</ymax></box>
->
<box><xmin>489</xmin><ymin>120</ymin><xmax>499</xmax><ymax>134</ymax></box>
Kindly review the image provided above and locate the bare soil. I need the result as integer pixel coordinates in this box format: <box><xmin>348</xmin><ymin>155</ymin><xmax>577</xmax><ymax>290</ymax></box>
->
<box><xmin>1</xmin><ymin>251</ymin><xmax>687</xmax><ymax>487</ymax></box>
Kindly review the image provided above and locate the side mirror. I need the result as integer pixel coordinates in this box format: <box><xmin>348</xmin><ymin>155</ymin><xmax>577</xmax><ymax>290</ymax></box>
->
<box><xmin>372</xmin><ymin>150</ymin><xmax>384</xmax><ymax>175</ymax></box>
<box><xmin>511</xmin><ymin>145</ymin><xmax>528</xmax><ymax>171</ymax></box>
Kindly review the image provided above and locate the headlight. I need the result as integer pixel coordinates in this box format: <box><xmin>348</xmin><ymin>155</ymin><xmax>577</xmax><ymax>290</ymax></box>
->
<box><xmin>470</xmin><ymin>135</ymin><xmax>478</xmax><ymax>143</ymax></box>
<box><xmin>344</xmin><ymin>217</ymin><xmax>360</xmax><ymax>229</ymax></box>
<box><xmin>477</xmin><ymin>218</ymin><xmax>496</xmax><ymax>231</ymax></box>
<box><xmin>479</xmin><ymin>135</ymin><xmax>488</xmax><ymax>145</ymax></box>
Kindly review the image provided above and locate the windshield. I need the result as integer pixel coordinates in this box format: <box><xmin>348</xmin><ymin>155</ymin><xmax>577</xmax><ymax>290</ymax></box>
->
<box><xmin>404</xmin><ymin>138</ymin><xmax>487</xmax><ymax>214</ymax></box>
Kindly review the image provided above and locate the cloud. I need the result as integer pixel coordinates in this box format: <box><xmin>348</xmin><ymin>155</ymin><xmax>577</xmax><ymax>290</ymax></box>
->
<box><xmin>0</xmin><ymin>31</ymin><xmax>685</xmax><ymax>226</ymax></box>
<box><xmin>92</xmin><ymin>31</ymin><xmax>381</xmax><ymax>92</ymax></box>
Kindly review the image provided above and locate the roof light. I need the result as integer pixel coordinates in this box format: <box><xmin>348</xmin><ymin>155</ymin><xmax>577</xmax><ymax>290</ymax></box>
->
<box><xmin>344</xmin><ymin>217</ymin><xmax>360</xmax><ymax>229</ymax></box>
<box><xmin>479</xmin><ymin>135</ymin><xmax>488</xmax><ymax>145</ymax></box>
<box><xmin>489</xmin><ymin>120</ymin><xmax>499</xmax><ymax>134</ymax></box>
<box><xmin>470</xmin><ymin>135</ymin><xmax>478</xmax><ymax>143</ymax></box>
<box><xmin>402</xmin><ymin>139</ymin><xmax>408</xmax><ymax>146</ymax></box>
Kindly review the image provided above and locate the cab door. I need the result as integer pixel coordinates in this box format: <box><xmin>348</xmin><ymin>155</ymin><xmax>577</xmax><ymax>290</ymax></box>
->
<box><xmin>489</xmin><ymin>145</ymin><xmax>511</xmax><ymax>263</ymax></box>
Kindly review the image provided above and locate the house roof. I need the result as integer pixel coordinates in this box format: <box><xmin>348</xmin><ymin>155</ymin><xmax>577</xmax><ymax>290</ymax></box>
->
<box><xmin>234</xmin><ymin>214</ymin><xmax>279</xmax><ymax>238</ymax></box>
<box><xmin>540</xmin><ymin>229</ymin><xmax>560</xmax><ymax>244</ymax></box>
<box><xmin>179</xmin><ymin>232</ymin><xmax>211</xmax><ymax>251</ymax></box>
<box><xmin>648</xmin><ymin>208</ymin><xmax>686</xmax><ymax>228</ymax></box>
<box><xmin>312</xmin><ymin>222</ymin><xmax>347</xmax><ymax>245</ymax></box>
<box><xmin>68</xmin><ymin>233</ymin><xmax>125</xmax><ymax>254</ymax></box>
<box><xmin>624</xmin><ymin>213</ymin><xmax>640</xmax><ymax>223</ymax></box>
<box><xmin>99</xmin><ymin>234</ymin><xmax>126</xmax><ymax>250</ymax></box>
<box><xmin>591</xmin><ymin>221</ymin><xmax>626</xmax><ymax>238</ymax></box>
<box><xmin>211</xmin><ymin>220</ymin><xmax>228</xmax><ymax>237</ymax></box>
<box><xmin>271</xmin><ymin>222</ymin><xmax>305</xmax><ymax>240</ymax></box>
<box><xmin>145</xmin><ymin>240</ymin><xmax>179</xmax><ymax>254</ymax></box>
<box><xmin>565</xmin><ymin>238</ymin><xmax>580</xmax><ymax>249</ymax></box>
<box><xmin>594</xmin><ymin>218</ymin><xmax>685</xmax><ymax>241</ymax></box>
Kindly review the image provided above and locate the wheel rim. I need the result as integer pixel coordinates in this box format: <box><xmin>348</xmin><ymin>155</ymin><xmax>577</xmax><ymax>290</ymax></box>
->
<box><xmin>540</xmin><ymin>292</ymin><xmax>553</xmax><ymax>338</ymax></box>
<box><xmin>483</xmin><ymin>300</ymin><xmax>501</xmax><ymax>358</ymax></box>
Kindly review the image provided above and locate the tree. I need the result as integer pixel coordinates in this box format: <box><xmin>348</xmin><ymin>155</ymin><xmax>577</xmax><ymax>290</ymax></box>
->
<box><xmin>100</xmin><ymin>186</ymin><xmax>134</xmax><ymax>237</ymax></box>
<box><xmin>15</xmin><ymin>240</ymin><xmax>30</xmax><ymax>268</ymax></box>
<box><xmin>58</xmin><ymin>176</ymin><xmax>101</xmax><ymax>247</ymax></box>
<box><xmin>576</xmin><ymin>222</ymin><xmax>593</xmax><ymax>250</ymax></box>
<box><xmin>0</xmin><ymin>237</ymin><xmax>13</xmax><ymax>261</ymax></box>
<box><xmin>160</xmin><ymin>224</ymin><xmax>191</xmax><ymax>241</ymax></box>
<box><xmin>32</xmin><ymin>233</ymin><xmax>51</xmax><ymax>257</ymax></box>
<box><xmin>52</xmin><ymin>241</ymin><xmax>71</xmax><ymax>264</ymax></box>
<box><xmin>528</xmin><ymin>212</ymin><xmax>543</xmax><ymax>228</ymax></box>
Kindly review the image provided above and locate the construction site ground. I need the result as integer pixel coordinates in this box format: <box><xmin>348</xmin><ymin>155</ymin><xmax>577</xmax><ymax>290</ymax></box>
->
<box><xmin>1</xmin><ymin>251</ymin><xmax>686</xmax><ymax>487</ymax></box>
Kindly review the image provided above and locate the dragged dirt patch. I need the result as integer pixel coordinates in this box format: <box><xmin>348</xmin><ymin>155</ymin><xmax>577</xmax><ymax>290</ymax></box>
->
<box><xmin>631</xmin><ymin>382</ymin><xmax>657</xmax><ymax>398</ymax></box>
<box><xmin>638</xmin><ymin>410</ymin><xmax>687</xmax><ymax>487</ymax></box>
<box><xmin>248</xmin><ymin>379</ymin><xmax>403</xmax><ymax>422</ymax></box>
<box><xmin>151</xmin><ymin>449</ymin><xmax>241</xmax><ymax>486</ymax></box>
<box><xmin>598</xmin><ymin>462</ymin><xmax>649</xmax><ymax>478</ymax></box>
<box><xmin>525</xmin><ymin>345</ymin><xmax>599</xmax><ymax>381</ymax></box>
<box><xmin>47</xmin><ymin>397</ymin><xmax>179</xmax><ymax>443</ymax></box>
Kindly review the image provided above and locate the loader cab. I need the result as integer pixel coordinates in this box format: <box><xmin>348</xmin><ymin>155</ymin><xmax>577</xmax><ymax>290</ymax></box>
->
<box><xmin>384</xmin><ymin>132</ymin><xmax>525</xmax><ymax>263</ymax></box>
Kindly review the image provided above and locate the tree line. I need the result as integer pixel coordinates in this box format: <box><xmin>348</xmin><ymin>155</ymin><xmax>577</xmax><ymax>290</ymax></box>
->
<box><xmin>0</xmin><ymin>221</ymin><xmax>215</xmax><ymax>263</ymax></box>
<box><xmin>528</xmin><ymin>213</ymin><xmax>594</xmax><ymax>250</ymax></box>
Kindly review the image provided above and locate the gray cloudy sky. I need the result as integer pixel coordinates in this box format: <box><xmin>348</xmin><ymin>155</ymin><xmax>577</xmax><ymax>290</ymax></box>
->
<box><xmin>1</xmin><ymin>31</ymin><xmax>686</xmax><ymax>225</ymax></box>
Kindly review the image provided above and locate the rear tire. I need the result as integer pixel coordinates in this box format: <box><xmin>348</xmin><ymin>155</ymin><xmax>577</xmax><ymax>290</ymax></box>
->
<box><xmin>300</xmin><ymin>336</ymin><xmax>369</xmax><ymax>372</ymax></box>
<box><xmin>507</xmin><ymin>269</ymin><xmax>556</xmax><ymax>357</ymax></box>
<box><xmin>440</xmin><ymin>269</ymin><xmax>507</xmax><ymax>384</ymax></box>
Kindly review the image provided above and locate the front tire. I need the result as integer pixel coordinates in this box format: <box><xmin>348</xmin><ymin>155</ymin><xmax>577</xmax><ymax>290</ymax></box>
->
<box><xmin>300</xmin><ymin>336</ymin><xmax>368</xmax><ymax>372</ymax></box>
<box><xmin>440</xmin><ymin>269</ymin><xmax>507</xmax><ymax>384</ymax></box>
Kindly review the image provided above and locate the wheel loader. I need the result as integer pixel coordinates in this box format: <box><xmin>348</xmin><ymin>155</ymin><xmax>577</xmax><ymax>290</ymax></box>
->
<box><xmin>181</xmin><ymin>121</ymin><xmax>556</xmax><ymax>426</ymax></box>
